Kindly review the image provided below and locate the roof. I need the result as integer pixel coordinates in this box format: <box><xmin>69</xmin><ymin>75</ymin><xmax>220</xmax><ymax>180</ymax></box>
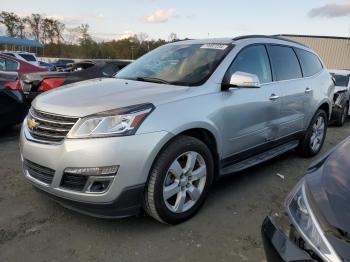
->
<box><xmin>173</xmin><ymin>35</ymin><xmax>307</xmax><ymax>48</ymax></box>
<box><xmin>172</xmin><ymin>38</ymin><xmax>233</xmax><ymax>45</ymax></box>
<box><xmin>0</xmin><ymin>36</ymin><xmax>44</xmax><ymax>48</ymax></box>
<box><xmin>233</xmin><ymin>35</ymin><xmax>307</xmax><ymax>47</ymax></box>
<box><xmin>278</xmin><ymin>34</ymin><xmax>350</xmax><ymax>41</ymax></box>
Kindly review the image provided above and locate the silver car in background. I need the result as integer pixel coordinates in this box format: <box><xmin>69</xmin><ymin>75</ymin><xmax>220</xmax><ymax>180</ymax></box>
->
<box><xmin>20</xmin><ymin>35</ymin><xmax>334</xmax><ymax>224</ymax></box>
<box><xmin>329</xmin><ymin>69</ymin><xmax>350</xmax><ymax>126</ymax></box>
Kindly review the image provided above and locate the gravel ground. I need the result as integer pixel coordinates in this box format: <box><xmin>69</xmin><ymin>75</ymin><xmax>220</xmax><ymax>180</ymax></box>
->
<box><xmin>0</xmin><ymin>122</ymin><xmax>349</xmax><ymax>262</ymax></box>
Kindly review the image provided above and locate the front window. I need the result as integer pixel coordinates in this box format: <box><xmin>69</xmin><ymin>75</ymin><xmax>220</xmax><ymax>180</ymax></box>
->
<box><xmin>331</xmin><ymin>73</ymin><xmax>349</xmax><ymax>87</ymax></box>
<box><xmin>116</xmin><ymin>43</ymin><xmax>232</xmax><ymax>86</ymax></box>
<box><xmin>224</xmin><ymin>45</ymin><xmax>272</xmax><ymax>84</ymax></box>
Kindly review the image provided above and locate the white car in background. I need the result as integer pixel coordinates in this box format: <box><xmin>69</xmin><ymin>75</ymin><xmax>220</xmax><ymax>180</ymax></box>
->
<box><xmin>330</xmin><ymin>69</ymin><xmax>350</xmax><ymax>126</ymax></box>
<box><xmin>1</xmin><ymin>51</ymin><xmax>40</xmax><ymax>67</ymax></box>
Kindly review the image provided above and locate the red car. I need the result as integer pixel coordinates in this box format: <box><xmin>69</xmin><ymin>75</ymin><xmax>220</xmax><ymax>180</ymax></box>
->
<box><xmin>0</xmin><ymin>53</ymin><xmax>47</xmax><ymax>78</ymax></box>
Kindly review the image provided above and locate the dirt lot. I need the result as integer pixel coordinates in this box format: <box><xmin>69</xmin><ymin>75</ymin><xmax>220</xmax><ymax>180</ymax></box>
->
<box><xmin>0</xmin><ymin>122</ymin><xmax>349</xmax><ymax>262</ymax></box>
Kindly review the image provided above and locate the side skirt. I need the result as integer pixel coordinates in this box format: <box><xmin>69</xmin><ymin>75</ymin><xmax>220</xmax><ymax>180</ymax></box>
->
<box><xmin>219</xmin><ymin>132</ymin><xmax>303</xmax><ymax>176</ymax></box>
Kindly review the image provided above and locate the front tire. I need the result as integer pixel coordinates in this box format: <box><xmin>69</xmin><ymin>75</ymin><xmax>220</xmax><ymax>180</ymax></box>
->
<box><xmin>144</xmin><ymin>136</ymin><xmax>214</xmax><ymax>224</ymax></box>
<box><xmin>296</xmin><ymin>109</ymin><xmax>327</xmax><ymax>157</ymax></box>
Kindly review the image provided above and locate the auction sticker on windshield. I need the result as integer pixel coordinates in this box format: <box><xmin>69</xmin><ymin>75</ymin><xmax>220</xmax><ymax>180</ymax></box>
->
<box><xmin>200</xmin><ymin>44</ymin><xmax>228</xmax><ymax>50</ymax></box>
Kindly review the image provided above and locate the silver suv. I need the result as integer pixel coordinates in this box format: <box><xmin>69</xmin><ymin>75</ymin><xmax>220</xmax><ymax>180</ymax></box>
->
<box><xmin>20</xmin><ymin>36</ymin><xmax>334</xmax><ymax>224</ymax></box>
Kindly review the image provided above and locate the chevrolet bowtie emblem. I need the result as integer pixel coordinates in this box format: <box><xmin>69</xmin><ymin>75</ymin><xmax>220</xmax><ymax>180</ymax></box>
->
<box><xmin>27</xmin><ymin>118</ymin><xmax>39</xmax><ymax>130</ymax></box>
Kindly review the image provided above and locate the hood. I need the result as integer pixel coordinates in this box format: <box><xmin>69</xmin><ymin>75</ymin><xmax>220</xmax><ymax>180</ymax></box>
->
<box><xmin>22</xmin><ymin>71</ymin><xmax>69</xmax><ymax>83</ymax></box>
<box><xmin>32</xmin><ymin>78</ymin><xmax>190</xmax><ymax>117</ymax></box>
<box><xmin>307</xmin><ymin>137</ymin><xmax>350</xmax><ymax>234</ymax></box>
<box><xmin>334</xmin><ymin>85</ymin><xmax>348</xmax><ymax>94</ymax></box>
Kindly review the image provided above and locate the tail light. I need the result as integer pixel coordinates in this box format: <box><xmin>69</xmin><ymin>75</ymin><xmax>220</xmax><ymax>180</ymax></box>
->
<box><xmin>4</xmin><ymin>80</ymin><xmax>21</xmax><ymax>91</ymax></box>
<box><xmin>38</xmin><ymin>78</ymin><xmax>65</xmax><ymax>92</ymax></box>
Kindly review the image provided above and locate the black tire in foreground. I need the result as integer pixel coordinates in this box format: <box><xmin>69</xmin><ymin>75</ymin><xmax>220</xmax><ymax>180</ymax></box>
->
<box><xmin>144</xmin><ymin>135</ymin><xmax>214</xmax><ymax>224</ymax></box>
<box><xmin>296</xmin><ymin>109</ymin><xmax>328</xmax><ymax>157</ymax></box>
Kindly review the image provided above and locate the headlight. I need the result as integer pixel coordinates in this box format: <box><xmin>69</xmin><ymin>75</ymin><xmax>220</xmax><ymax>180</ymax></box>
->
<box><xmin>68</xmin><ymin>103</ymin><xmax>154</xmax><ymax>138</ymax></box>
<box><xmin>286</xmin><ymin>180</ymin><xmax>341</xmax><ymax>262</ymax></box>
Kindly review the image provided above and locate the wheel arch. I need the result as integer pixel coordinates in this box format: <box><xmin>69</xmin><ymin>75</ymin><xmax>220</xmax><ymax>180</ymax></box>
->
<box><xmin>147</xmin><ymin>125</ymin><xmax>222</xmax><ymax>183</ymax></box>
<box><xmin>317</xmin><ymin>100</ymin><xmax>332</xmax><ymax>121</ymax></box>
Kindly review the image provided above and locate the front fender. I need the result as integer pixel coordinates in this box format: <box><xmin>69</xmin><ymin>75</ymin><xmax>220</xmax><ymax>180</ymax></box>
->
<box><xmin>170</xmin><ymin>121</ymin><xmax>223</xmax><ymax>157</ymax></box>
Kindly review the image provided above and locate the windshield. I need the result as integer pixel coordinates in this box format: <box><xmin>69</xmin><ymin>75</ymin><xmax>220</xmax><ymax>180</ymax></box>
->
<box><xmin>116</xmin><ymin>43</ymin><xmax>232</xmax><ymax>86</ymax></box>
<box><xmin>331</xmin><ymin>73</ymin><xmax>350</xmax><ymax>87</ymax></box>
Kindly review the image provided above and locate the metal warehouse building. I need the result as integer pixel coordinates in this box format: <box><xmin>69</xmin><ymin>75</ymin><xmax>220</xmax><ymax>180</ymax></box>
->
<box><xmin>279</xmin><ymin>34</ymin><xmax>350</xmax><ymax>70</ymax></box>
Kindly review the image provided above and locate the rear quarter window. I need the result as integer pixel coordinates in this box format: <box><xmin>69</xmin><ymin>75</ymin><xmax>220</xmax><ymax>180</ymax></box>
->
<box><xmin>295</xmin><ymin>49</ymin><xmax>323</xmax><ymax>77</ymax></box>
<box><xmin>268</xmin><ymin>45</ymin><xmax>302</xmax><ymax>81</ymax></box>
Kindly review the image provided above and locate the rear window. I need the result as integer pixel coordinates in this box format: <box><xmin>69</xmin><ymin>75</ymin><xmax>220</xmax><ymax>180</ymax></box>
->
<box><xmin>19</xmin><ymin>54</ymin><xmax>37</xmax><ymax>62</ymax></box>
<box><xmin>331</xmin><ymin>73</ymin><xmax>349</xmax><ymax>87</ymax></box>
<box><xmin>295</xmin><ymin>49</ymin><xmax>323</xmax><ymax>77</ymax></box>
<box><xmin>268</xmin><ymin>45</ymin><xmax>302</xmax><ymax>81</ymax></box>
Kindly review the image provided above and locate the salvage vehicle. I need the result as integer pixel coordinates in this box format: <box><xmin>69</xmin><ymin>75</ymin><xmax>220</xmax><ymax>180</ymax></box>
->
<box><xmin>0</xmin><ymin>71</ymin><xmax>26</xmax><ymax>130</ymax></box>
<box><xmin>1</xmin><ymin>51</ymin><xmax>40</xmax><ymax>67</ymax></box>
<box><xmin>20</xmin><ymin>35</ymin><xmax>333</xmax><ymax>224</ymax></box>
<box><xmin>262</xmin><ymin>136</ymin><xmax>350</xmax><ymax>262</ymax></box>
<box><xmin>20</xmin><ymin>60</ymin><xmax>130</xmax><ymax>102</ymax></box>
<box><xmin>51</xmin><ymin>59</ymin><xmax>75</xmax><ymax>71</ymax></box>
<box><xmin>329</xmin><ymin>69</ymin><xmax>350</xmax><ymax>126</ymax></box>
<box><xmin>0</xmin><ymin>54</ymin><xmax>47</xmax><ymax>78</ymax></box>
<box><xmin>39</xmin><ymin>61</ymin><xmax>57</xmax><ymax>71</ymax></box>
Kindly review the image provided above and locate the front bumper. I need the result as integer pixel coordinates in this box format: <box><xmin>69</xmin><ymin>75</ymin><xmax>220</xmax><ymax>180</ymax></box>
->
<box><xmin>34</xmin><ymin>183</ymin><xmax>145</xmax><ymax>218</ymax></box>
<box><xmin>261</xmin><ymin>216</ymin><xmax>314</xmax><ymax>262</ymax></box>
<box><xmin>20</xmin><ymin>124</ymin><xmax>171</xmax><ymax>217</ymax></box>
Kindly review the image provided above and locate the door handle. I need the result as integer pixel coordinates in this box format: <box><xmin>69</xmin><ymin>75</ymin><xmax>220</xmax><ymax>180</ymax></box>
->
<box><xmin>269</xmin><ymin>94</ymin><xmax>279</xmax><ymax>101</ymax></box>
<box><xmin>305</xmin><ymin>87</ymin><xmax>312</xmax><ymax>93</ymax></box>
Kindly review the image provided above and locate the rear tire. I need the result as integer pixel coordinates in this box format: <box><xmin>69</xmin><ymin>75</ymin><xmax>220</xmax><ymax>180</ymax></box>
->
<box><xmin>334</xmin><ymin>102</ymin><xmax>348</xmax><ymax>127</ymax></box>
<box><xmin>144</xmin><ymin>135</ymin><xmax>214</xmax><ymax>224</ymax></box>
<box><xmin>296</xmin><ymin>109</ymin><xmax>327</xmax><ymax>157</ymax></box>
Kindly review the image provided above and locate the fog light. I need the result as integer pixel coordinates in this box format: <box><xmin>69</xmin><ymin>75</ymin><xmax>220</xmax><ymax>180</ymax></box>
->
<box><xmin>64</xmin><ymin>165</ymin><xmax>119</xmax><ymax>176</ymax></box>
<box><xmin>89</xmin><ymin>180</ymin><xmax>111</xmax><ymax>192</ymax></box>
<box><xmin>85</xmin><ymin>176</ymin><xmax>115</xmax><ymax>193</ymax></box>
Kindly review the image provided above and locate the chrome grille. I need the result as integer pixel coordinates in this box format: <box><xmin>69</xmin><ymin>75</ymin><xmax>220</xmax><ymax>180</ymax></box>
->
<box><xmin>27</xmin><ymin>108</ymin><xmax>79</xmax><ymax>143</ymax></box>
<box><xmin>23</xmin><ymin>159</ymin><xmax>55</xmax><ymax>185</ymax></box>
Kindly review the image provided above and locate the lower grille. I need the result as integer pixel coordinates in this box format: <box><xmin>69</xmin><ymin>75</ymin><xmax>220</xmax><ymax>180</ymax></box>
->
<box><xmin>23</xmin><ymin>160</ymin><xmax>55</xmax><ymax>185</ymax></box>
<box><xmin>27</xmin><ymin>108</ymin><xmax>79</xmax><ymax>143</ymax></box>
<box><xmin>60</xmin><ymin>173</ymin><xmax>88</xmax><ymax>191</ymax></box>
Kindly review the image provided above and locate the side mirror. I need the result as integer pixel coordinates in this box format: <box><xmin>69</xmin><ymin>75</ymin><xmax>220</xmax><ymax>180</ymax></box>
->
<box><xmin>222</xmin><ymin>71</ymin><xmax>260</xmax><ymax>90</ymax></box>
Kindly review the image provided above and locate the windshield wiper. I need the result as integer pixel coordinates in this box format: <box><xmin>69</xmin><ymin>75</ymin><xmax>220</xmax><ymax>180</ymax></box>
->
<box><xmin>135</xmin><ymin>77</ymin><xmax>171</xmax><ymax>84</ymax></box>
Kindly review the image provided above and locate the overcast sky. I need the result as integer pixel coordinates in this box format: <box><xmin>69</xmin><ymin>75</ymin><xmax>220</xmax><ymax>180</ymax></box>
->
<box><xmin>2</xmin><ymin>0</ymin><xmax>350</xmax><ymax>41</ymax></box>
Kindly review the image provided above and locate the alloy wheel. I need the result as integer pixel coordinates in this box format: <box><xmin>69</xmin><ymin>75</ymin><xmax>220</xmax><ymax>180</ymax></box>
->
<box><xmin>163</xmin><ymin>151</ymin><xmax>207</xmax><ymax>213</ymax></box>
<box><xmin>310</xmin><ymin>116</ymin><xmax>325</xmax><ymax>152</ymax></box>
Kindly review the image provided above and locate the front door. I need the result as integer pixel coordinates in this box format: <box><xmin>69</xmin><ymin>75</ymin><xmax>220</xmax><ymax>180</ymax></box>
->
<box><xmin>222</xmin><ymin>44</ymin><xmax>282</xmax><ymax>157</ymax></box>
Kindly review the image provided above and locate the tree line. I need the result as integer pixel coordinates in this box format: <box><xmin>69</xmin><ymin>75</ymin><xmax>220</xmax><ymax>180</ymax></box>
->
<box><xmin>0</xmin><ymin>11</ymin><xmax>174</xmax><ymax>59</ymax></box>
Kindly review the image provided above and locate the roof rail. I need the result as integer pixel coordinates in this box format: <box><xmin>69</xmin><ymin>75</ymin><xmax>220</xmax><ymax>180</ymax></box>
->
<box><xmin>232</xmin><ymin>35</ymin><xmax>307</xmax><ymax>47</ymax></box>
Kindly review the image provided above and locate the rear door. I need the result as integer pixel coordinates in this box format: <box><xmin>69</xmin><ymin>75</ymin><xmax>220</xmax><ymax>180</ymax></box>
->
<box><xmin>267</xmin><ymin>45</ymin><xmax>309</xmax><ymax>138</ymax></box>
<box><xmin>222</xmin><ymin>44</ymin><xmax>282</xmax><ymax>157</ymax></box>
